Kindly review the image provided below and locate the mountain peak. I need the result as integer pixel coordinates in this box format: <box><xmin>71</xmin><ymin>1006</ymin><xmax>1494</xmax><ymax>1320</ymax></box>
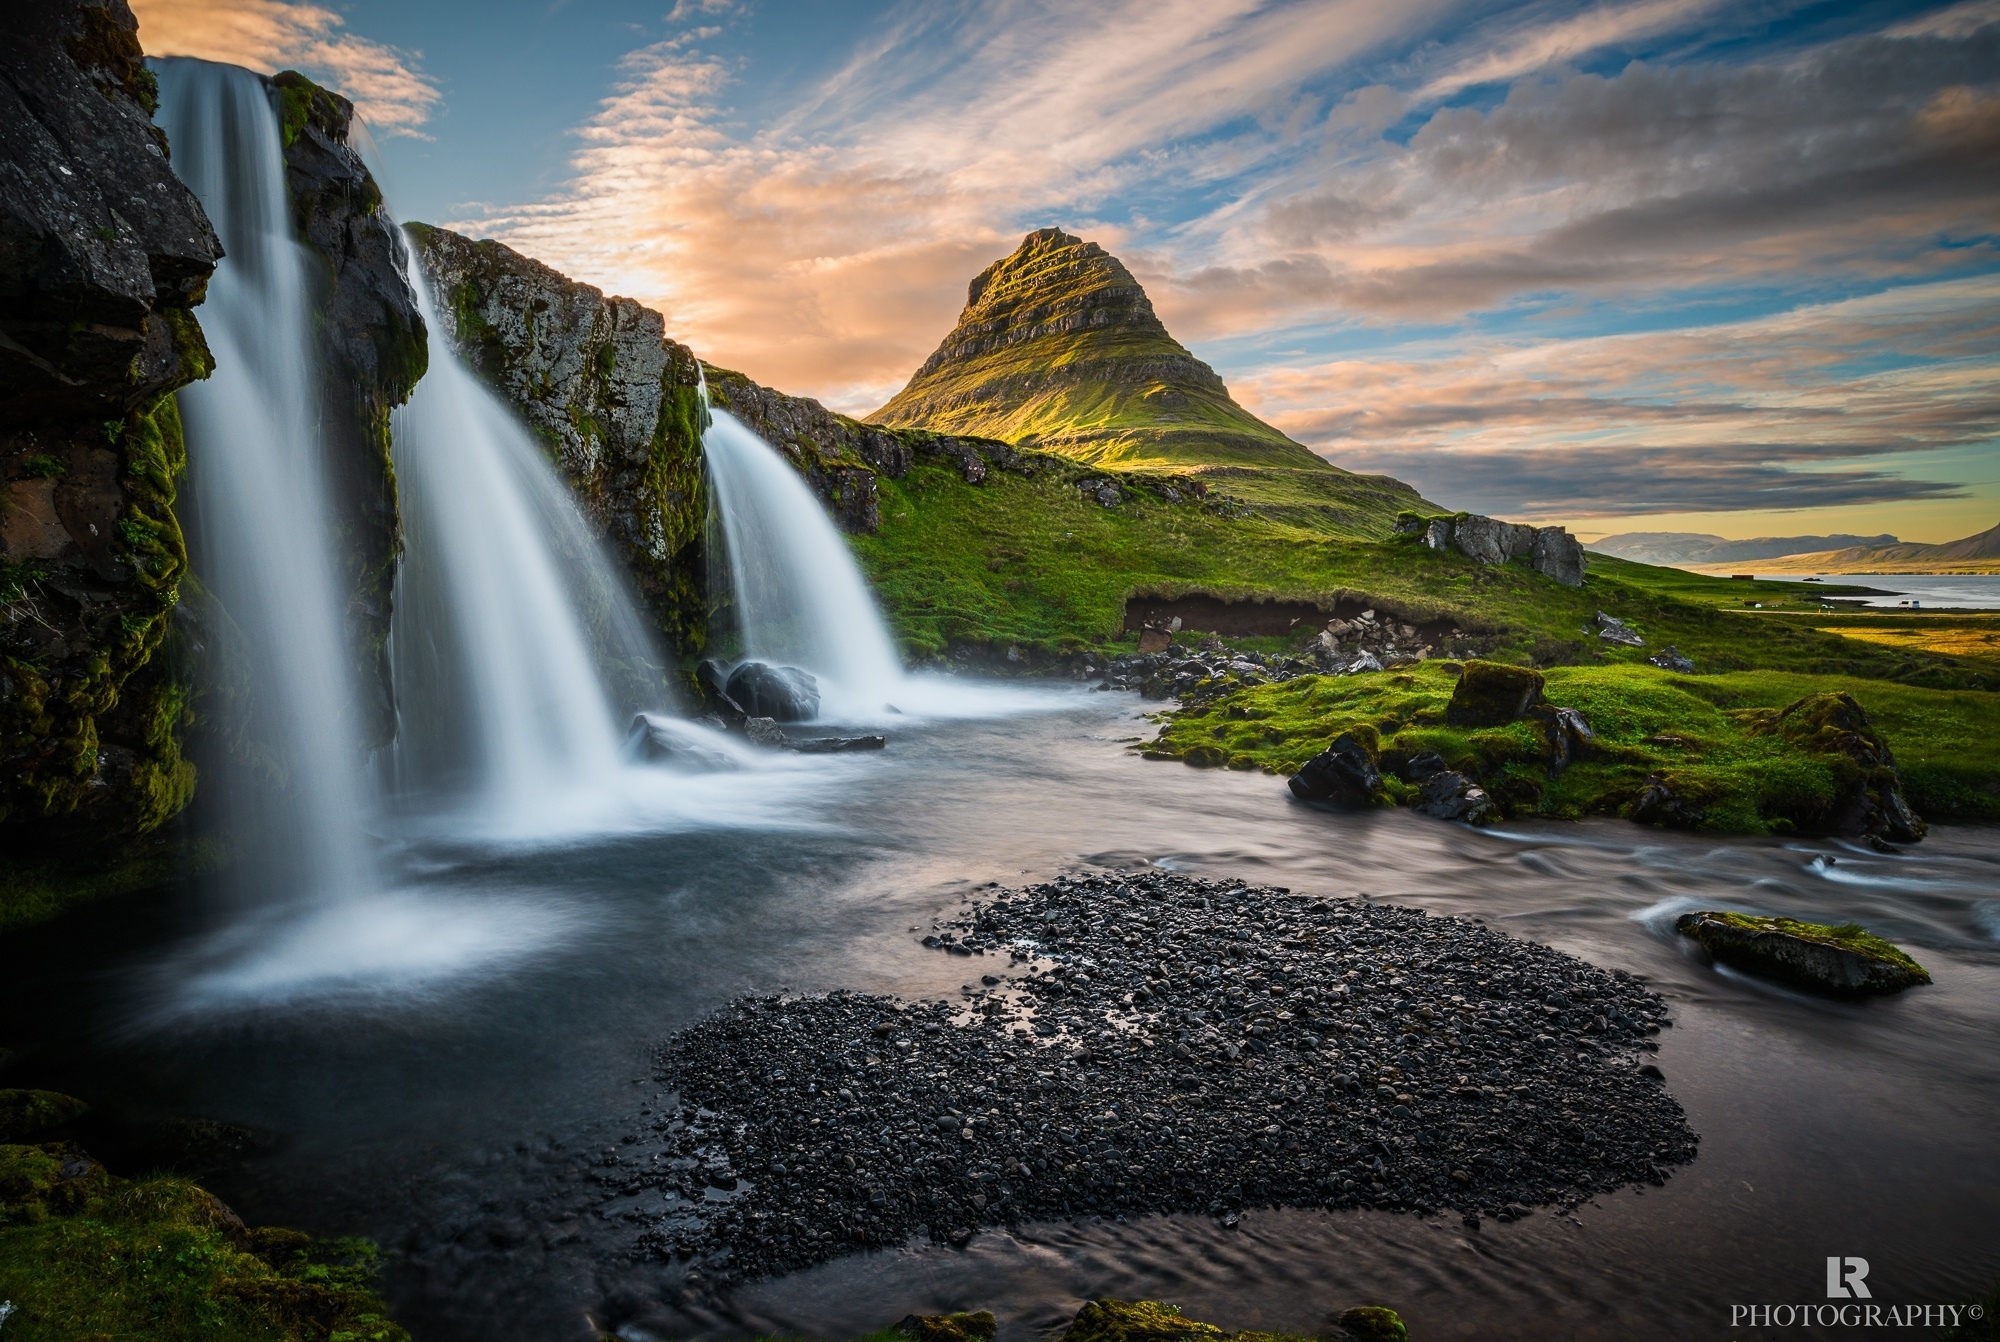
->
<box><xmin>871</xmin><ymin>229</ymin><xmax>1324</xmax><ymax>470</ymax></box>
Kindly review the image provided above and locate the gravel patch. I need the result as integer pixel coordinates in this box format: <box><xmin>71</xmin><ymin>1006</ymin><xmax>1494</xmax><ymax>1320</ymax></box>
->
<box><xmin>627</xmin><ymin>871</ymin><xmax>1696</xmax><ymax>1285</ymax></box>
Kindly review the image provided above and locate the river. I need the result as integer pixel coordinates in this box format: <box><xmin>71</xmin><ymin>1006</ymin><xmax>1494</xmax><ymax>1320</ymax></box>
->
<box><xmin>2</xmin><ymin>685</ymin><xmax>1995</xmax><ymax>1341</ymax></box>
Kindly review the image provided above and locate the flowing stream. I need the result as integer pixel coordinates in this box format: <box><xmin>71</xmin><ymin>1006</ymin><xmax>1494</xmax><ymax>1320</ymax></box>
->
<box><xmin>3</xmin><ymin>692</ymin><xmax>1995</xmax><ymax>1341</ymax></box>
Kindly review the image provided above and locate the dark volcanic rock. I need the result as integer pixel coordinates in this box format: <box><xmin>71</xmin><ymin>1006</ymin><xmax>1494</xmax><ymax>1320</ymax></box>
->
<box><xmin>265</xmin><ymin>70</ymin><xmax>425</xmax><ymax>747</ymax></box>
<box><xmin>1</xmin><ymin>0</ymin><xmax>221</xmax><ymax>875</ymax></box>
<box><xmin>409</xmin><ymin>224</ymin><xmax>709</xmax><ymax>659</ymax></box>
<box><xmin>1675</xmin><ymin>911</ymin><xmax>1931</xmax><ymax>995</ymax></box>
<box><xmin>633</xmin><ymin>871</ymin><xmax>1695</xmax><ymax>1286</ymax></box>
<box><xmin>1740</xmin><ymin>691</ymin><xmax>1926</xmax><ymax>844</ymax></box>
<box><xmin>1410</xmin><ymin>771</ymin><xmax>1494</xmax><ymax>824</ymax></box>
<box><xmin>1287</xmin><ymin>732</ymin><xmax>1384</xmax><ymax>807</ymax></box>
<box><xmin>724</xmin><ymin>662</ymin><xmax>820</xmax><ymax>722</ymax></box>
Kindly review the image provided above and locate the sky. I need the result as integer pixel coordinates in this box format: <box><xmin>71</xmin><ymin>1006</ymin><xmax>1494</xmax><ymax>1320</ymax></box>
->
<box><xmin>131</xmin><ymin>0</ymin><xmax>2000</xmax><ymax>543</ymax></box>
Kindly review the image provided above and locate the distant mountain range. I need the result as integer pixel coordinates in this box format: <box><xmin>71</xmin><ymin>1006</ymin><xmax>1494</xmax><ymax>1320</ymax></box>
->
<box><xmin>1590</xmin><ymin>531</ymin><xmax>1900</xmax><ymax>566</ymax></box>
<box><xmin>1733</xmin><ymin>521</ymin><xmax>2000</xmax><ymax>574</ymax></box>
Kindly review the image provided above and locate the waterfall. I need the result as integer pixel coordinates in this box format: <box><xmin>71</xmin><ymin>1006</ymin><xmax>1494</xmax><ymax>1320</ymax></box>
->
<box><xmin>702</xmin><ymin>405</ymin><xmax>906</xmax><ymax>719</ymax></box>
<box><xmin>154</xmin><ymin>60</ymin><xmax>376</xmax><ymax>906</ymax></box>
<box><xmin>388</xmin><ymin>257</ymin><xmax>670</xmax><ymax>824</ymax></box>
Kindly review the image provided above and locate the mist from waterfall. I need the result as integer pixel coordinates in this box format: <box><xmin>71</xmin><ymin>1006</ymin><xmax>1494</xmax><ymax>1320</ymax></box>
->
<box><xmin>388</xmin><ymin>257</ymin><xmax>670</xmax><ymax>826</ymax></box>
<box><xmin>702</xmin><ymin>407</ymin><xmax>906</xmax><ymax>719</ymax></box>
<box><xmin>154</xmin><ymin>60</ymin><xmax>376</xmax><ymax>907</ymax></box>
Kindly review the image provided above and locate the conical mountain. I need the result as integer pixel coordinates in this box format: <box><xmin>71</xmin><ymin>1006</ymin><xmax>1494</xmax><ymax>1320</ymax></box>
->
<box><xmin>871</xmin><ymin>228</ymin><xmax>1326</xmax><ymax>471</ymax></box>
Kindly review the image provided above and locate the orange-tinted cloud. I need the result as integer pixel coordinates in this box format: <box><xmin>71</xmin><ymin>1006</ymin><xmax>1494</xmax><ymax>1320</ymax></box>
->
<box><xmin>130</xmin><ymin>0</ymin><xmax>441</xmax><ymax>135</ymax></box>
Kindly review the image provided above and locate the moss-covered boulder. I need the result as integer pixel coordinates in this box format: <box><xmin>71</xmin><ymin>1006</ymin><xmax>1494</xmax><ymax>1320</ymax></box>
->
<box><xmin>1052</xmin><ymin>1298</ymin><xmax>1405</xmax><ymax>1342</ymax></box>
<box><xmin>1336</xmin><ymin>1307</ymin><xmax>1409</xmax><ymax>1342</ymax></box>
<box><xmin>1738</xmin><ymin>691</ymin><xmax>1926</xmax><ymax>843</ymax></box>
<box><xmin>0</xmin><ymin>1150</ymin><xmax>408</xmax><ymax>1339</ymax></box>
<box><xmin>897</xmin><ymin>1310</ymin><xmax>998</xmax><ymax>1342</ymax></box>
<box><xmin>1444</xmin><ymin>660</ymin><xmax>1545</xmax><ymax>727</ymax></box>
<box><xmin>0</xmin><ymin>1091</ymin><xmax>88</xmax><ymax>1143</ymax></box>
<box><xmin>1287</xmin><ymin>729</ymin><xmax>1385</xmax><ymax>807</ymax></box>
<box><xmin>1675</xmin><ymin>911</ymin><xmax>1931</xmax><ymax>995</ymax></box>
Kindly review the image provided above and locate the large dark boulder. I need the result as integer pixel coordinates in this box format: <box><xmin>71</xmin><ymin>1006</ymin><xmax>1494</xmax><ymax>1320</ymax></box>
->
<box><xmin>725</xmin><ymin>662</ymin><xmax>821</xmax><ymax>722</ymax></box>
<box><xmin>1741</xmin><ymin>690</ymin><xmax>1925</xmax><ymax>843</ymax></box>
<box><xmin>1287</xmin><ymin>731</ymin><xmax>1383</xmax><ymax>807</ymax></box>
<box><xmin>1443</xmin><ymin>660</ymin><xmax>1545</xmax><ymax>727</ymax></box>
<box><xmin>1</xmin><ymin>0</ymin><xmax>221</xmax><ymax>908</ymax></box>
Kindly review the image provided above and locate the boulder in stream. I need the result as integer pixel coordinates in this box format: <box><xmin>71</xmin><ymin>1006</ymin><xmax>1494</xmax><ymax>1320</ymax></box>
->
<box><xmin>1288</xmin><ymin>731</ymin><xmax>1384</xmax><ymax>806</ymax></box>
<box><xmin>1674</xmin><ymin>911</ymin><xmax>1931</xmax><ymax>995</ymax></box>
<box><xmin>725</xmin><ymin>661</ymin><xmax>821</xmax><ymax>721</ymax></box>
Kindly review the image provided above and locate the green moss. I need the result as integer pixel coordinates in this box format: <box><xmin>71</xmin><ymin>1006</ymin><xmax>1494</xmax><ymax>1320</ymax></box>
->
<box><xmin>268</xmin><ymin>69</ymin><xmax>346</xmax><ymax>150</ymax></box>
<box><xmin>895</xmin><ymin>1310</ymin><xmax>997</xmax><ymax>1342</ymax></box>
<box><xmin>0</xmin><ymin>1092</ymin><xmax>89</xmax><ymax>1144</ymax></box>
<box><xmin>1444</xmin><ymin>660</ymin><xmax>1544</xmax><ymax>727</ymax></box>
<box><xmin>0</xmin><ymin>1148</ymin><xmax>409</xmax><ymax>1342</ymax></box>
<box><xmin>1054</xmin><ymin>1299</ymin><xmax>1326</xmax><ymax>1342</ymax></box>
<box><xmin>1150</xmin><ymin>663</ymin><xmax>1990</xmax><ymax>834</ymax></box>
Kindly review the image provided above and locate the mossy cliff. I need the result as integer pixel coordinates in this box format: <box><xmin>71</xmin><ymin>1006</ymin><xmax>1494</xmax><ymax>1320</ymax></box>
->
<box><xmin>265</xmin><ymin>69</ymin><xmax>426</xmax><ymax>748</ymax></box>
<box><xmin>0</xmin><ymin>0</ymin><xmax>222</xmax><ymax>919</ymax></box>
<box><xmin>870</xmin><ymin>228</ymin><xmax>1436</xmax><ymax>534</ymax></box>
<box><xmin>406</xmin><ymin>225</ymin><xmax>710</xmax><ymax>656</ymax></box>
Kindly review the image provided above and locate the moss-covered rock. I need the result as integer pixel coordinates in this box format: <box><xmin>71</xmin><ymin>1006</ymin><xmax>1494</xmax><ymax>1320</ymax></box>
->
<box><xmin>1053</xmin><ymin>1298</ymin><xmax>1391</xmax><ymax>1342</ymax></box>
<box><xmin>1335</xmin><ymin>1307</ymin><xmax>1408</xmax><ymax>1342</ymax></box>
<box><xmin>1737</xmin><ymin>691</ymin><xmax>1926</xmax><ymax>843</ymax></box>
<box><xmin>1675</xmin><ymin>911</ymin><xmax>1931</xmax><ymax>995</ymax></box>
<box><xmin>1444</xmin><ymin>659</ymin><xmax>1545</xmax><ymax>727</ymax></box>
<box><xmin>896</xmin><ymin>1310</ymin><xmax>998</xmax><ymax>1342</ymax></box>
<box><xmin>0</xmin><ymin>1091</ymin><xmax>88</xmax><ymax>1143</ymax></box>
<box><xmin>1</xmin><ymin>0</ymin><xmax>222</xmax><ymax>921</ymax></box>
<box><xmin>0</xmin><ymin>1146</ymin><xmax>409</xmax><ymax>1340</ymax></box>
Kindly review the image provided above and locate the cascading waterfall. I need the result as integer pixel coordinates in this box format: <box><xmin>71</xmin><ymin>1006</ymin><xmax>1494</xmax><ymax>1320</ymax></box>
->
<box><xmin>154</xmin><ymin>60</ymin><xmax>376</xmax><ymax>905</ymax></box>
<box><xmin>388</xmin><ymin>257</ymin><xmax>670</xmax><ymax>823</ymax></box>
<box><xmin>702</xmin><ymin>400</ymin><xmax>906</xmax><ymax>719</ymax></box>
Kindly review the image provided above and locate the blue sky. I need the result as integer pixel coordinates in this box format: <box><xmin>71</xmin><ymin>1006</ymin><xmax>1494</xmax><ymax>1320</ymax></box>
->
<box><xmin>138</xmin><ymin>0</ymin><xmax>2000</xmax><ymax>541</ymax></box>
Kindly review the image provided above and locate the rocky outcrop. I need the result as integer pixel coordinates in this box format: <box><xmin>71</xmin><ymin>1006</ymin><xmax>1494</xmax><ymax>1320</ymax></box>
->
<box><xmin>705</xmin><ymin>365</ymin><xmax>1031</xmax><ymax>534</ymax></box>
<box><xmin>266</xmin><ymin>71</ymin><xmax>425</xmax><ymax>747</ymax></box>
<box><xmin>872</xmin><ymin>229</ymin><xmax>1328</xmax><ymax>472</ymax></box>
<box><xmin>1675</xmin><ymin>911</ymin><xmax>1931</xmax><ymax>995</ymax></box>
<box><xmin>1739</xmin><ymin>690</ymin><xmax>1926</xmax><ymax>844</ymax></box>
<box><xmin>407</xmin><ymin>224</ymin><xmax>709</xmax><ymax>655</ymax></box>
<box><xmin>1397</xmin><ymin>512</ymin><xmax>1587</xmax><ymax>587</ymax></box>
<box><xmin>1</xmin><ymin>0</ymin><xmax>221</xmax><ymax>890</ymax></box>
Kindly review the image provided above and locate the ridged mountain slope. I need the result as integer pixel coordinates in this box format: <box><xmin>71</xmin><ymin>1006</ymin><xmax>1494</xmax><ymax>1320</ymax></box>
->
<box><xmin>1710</xmin><ymin>521</ymin><xmax>2000</xmax><ymax>574</ymax></box>
<box><xmin>871</xmin><ymin>228</ymin><xmax>1325</xmax><ymax>471</ymax></box>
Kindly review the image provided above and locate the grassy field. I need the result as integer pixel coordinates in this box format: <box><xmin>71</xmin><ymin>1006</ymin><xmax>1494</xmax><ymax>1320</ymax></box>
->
<box><xmin>852</xmin><ymin>460</ymin><xmax>1995</xmax><ymax>696</ymax></box>
<box><xmin>1145</xmin><ymin>662</ymin><xmax>2000</xmax><ymax>827</ymax></box>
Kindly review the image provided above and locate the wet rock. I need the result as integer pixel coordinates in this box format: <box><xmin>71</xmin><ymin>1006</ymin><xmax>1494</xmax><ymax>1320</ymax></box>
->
<box><xmin>725</xmin><ymin>662</ymin><xmax>821</xmax><ymax>722</ymax></box>
<box><xmin>1410</xmin><ymin>771</ymin><xmax>1494</xmax><ymax>824</ymax></box>
<box><xmin>741</xmin><ymin>717</ymin><xmax>788</xmax><ymax>748</ymax></box>
<box><xmin>1628</xmin><ymin>776</ymin><xmax>1704</xmax><ymax>828</ymax></box>
<box><xmin>1647</xmin><ymin>645</ymin><xmax>1696</xmax><ymax>674</ymax></box>
<box><xmin>1675</xmin><ymin>911</ymin><xmax>1931</xmax><ymax>995</ymax></box>
<box><xmin>897</xmin><ymin>1310</ymin><xmax>998</xmax><ymax>1342</ymax></box>
<box><xmin>1287</xmin><ymin>733</ymin><xmax>1384</xmax><ymax>807</ymax></box>
<box><xmin>1443</xmin><ymin>661</ymin><xmax>1545</xmax><ymax>728</ymax></box>
<box><xmin>634</xmin><ymin>871</ymin><xmax>1694</xmax><ymax>1286</ymax></box>
<box><xmin>787</xmin><ymin>734</ymin><xmax>887</xmax><ymax>754</ymax></box>
<box><xmin>628</xmin><ymin>714</ymin><xmax>740</xmax><ymax>771</ymax></box>
<box><xmin>1593</xmin><ymin>612</ymin><xmax>1645</xmax><ymax>647</ymax></box>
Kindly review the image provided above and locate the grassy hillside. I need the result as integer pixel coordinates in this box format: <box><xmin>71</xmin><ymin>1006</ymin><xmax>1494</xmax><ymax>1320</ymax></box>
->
<box><xmin>852</xmin><ymin>457</ymin><xmax>1994</xmax><ymax>693</ymax></box>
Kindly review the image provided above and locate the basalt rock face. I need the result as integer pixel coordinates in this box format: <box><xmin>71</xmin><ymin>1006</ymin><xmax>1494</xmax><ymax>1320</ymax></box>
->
<box><xmin>0</xmin><ymin>0</ymin><xmax>221</xmax><ymax>889</ymax></box>
<box><xmin>1397</xmin><ymin>512</ymin><xmax>1587</xmax><ymax>588</ymax></box>
<box><xmin>266</xmin><ymin>71</ymin><xmax>426</xmax><ymax>747</ymax></box>
<box><xmin>873</xmin><ymin>229</ymin><xmax>1323</xmax><ymax>472</ymax></box>
<box><xmin>705</xmin><ymin>364</ymin><xmax>1033</xmax><ymax>534</ymax></box>
<box><xmin>408</xmin><ymin>225</ymin><xmax>710</xmax><ymax>656</ymax></box>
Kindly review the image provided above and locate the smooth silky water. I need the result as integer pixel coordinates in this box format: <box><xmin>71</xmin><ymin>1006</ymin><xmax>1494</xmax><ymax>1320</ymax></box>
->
<box><xmin>3</xmin><ymin>691</ymin><xmax>1995</xmax><ymax>1341</ymax></box>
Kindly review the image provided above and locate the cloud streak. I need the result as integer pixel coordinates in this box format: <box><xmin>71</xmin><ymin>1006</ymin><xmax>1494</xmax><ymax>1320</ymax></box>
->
<box><xmin>131</xmin><ymin>0</ymin><xmax>442</xmax><ymax>135</ymax></box>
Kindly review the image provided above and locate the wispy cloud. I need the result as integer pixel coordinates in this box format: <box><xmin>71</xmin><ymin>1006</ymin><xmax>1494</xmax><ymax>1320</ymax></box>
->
<box><xmin>1416</xmin><ymin>0</ymin><xmax>1729</xmax><ymax>101</ymax></box>
<box><xmin>130</xmin><ymin>0</ymin><xmax>443</xmax><ymax>136</ymax></box>
<box><xmin>1232</xmin><ymin>274</ymin><xmax>2000</xmax><ymax>518</ymax></box>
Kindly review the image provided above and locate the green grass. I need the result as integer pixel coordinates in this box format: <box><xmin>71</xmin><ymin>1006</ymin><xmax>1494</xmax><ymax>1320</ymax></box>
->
<box><xmin>853</xmin><ymin>462</ymin><xmax>1993</xmax><ymax>697</ymax></box>
<box><xmin>1145</xmin><ymin>663</ymin><xmax>1999</xmax><ymax>829</ymax></box>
